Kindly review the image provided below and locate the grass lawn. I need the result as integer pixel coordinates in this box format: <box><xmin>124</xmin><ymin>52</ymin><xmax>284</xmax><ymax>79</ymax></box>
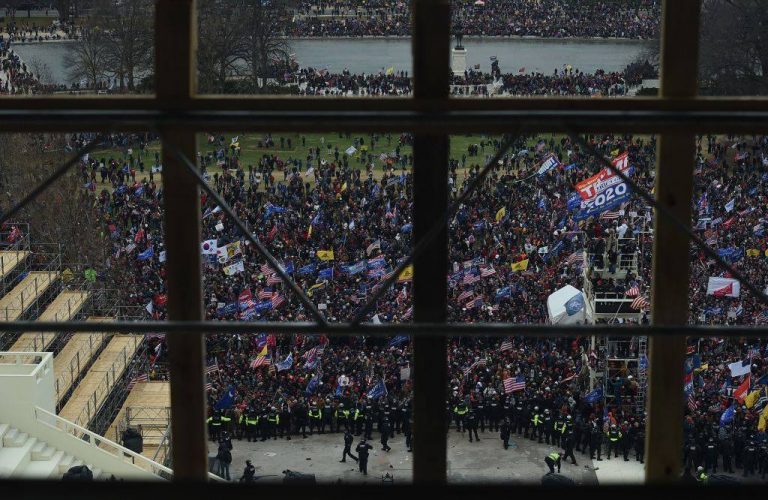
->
<box><xmin>89</xmin><ymin>132</ymin><xmax>566</xmax><ymax>189</ymax></box>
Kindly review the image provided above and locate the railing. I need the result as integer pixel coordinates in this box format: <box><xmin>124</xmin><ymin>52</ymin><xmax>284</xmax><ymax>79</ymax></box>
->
<box><xmin>152</xmin><ymin>425</ymin><xmax>172</xmax><ymax>467</ymax></box>
<box><xmin>55</xmin><ymin>333</ymin><xmax>110</xmax><ymax>403</ymax></box>
<box><xmin>0</xmin><ymin>250</ymin><xmax>61</xmax><ymax>321</ymax></box>
<box><xmin>73</xmin><ymin>335</ymin><xmax>144</xmax><ymax>429</ymax></box>
<box><xmin>116</xmin><ymin>406</ymin><xmax>171</xmax><ymax>445</ymax></box>
<box><xmin>33</xmin><ymin>406</ymin><xmax>171</xmax><ymax>480</ymax></box>
<box><xmin>17</xmin><ymin>292</ymin><xmax>90</xmax><ymax>352</ymax></box>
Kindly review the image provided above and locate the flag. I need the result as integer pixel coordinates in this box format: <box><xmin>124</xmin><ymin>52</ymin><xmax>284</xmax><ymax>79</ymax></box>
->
<box><xmin>720</xmin><ymin>405</ymin><xmax>735</xmax><ymax>427</ymax></box>
<box><xmin>463</xmin><ymin>272</ymin><xmax>481</xmax><ymax>285</ymax></box>
<box><xmin>223</xmin><ymin>260</ymin><xmax>245</xmax><ymax>276</ymax></box>
<box><xmin>201</xmin><ymin>239</ymin><xmax>218</xmax><ymax>255</ymax></box>
<box><xmin>494</xmin><ymin>286</ymin><xmax>511</xmax><ymax>302</ymax></box>
<box><xmin>217</xmin><ymin>241</ymin><xmax>242</xmax><ymax>264</ymax></box>
<box><xmin>495</xmin><ymin>207</ymin><xmax>506</xmax><ymax>222</ymax></box>
<box><xmin>307</xmin><ymin>282</ymin><xmax>327</xmax><ymax>297</ymax></box>
<box><xmin>397</xmin><ymin>265</ymin><xmax>414</xmax><ymax>282</ymax></box>
<box><xmin>318</xmin><ymin>267</ymin><xmax>334</xmax><ymax>280</ymax></box>
<box><xmin>276</xmin><ymin>353</ymin><xmax>293</xmax><ymax>372</ymax></box>
<box><xmin>518</xmin><ymin>67</ymin><xmax>525</xmax><ymax>73</ymax></box>
<box><xmin>145</xmin><ymin>301</ymin><xmax>154</xmax><ymax>315</ymax></box>
<box><xmin>205</xmin><ymin>360</ymin><xmax>219</xmax><ymax>375</ymax></box>
<box><xmin>271</xmin><ymin>294</ymin><xmax>285</xmax><ymax>309</ymax></box>
<box><xmin>457</xmin><ymin>290</ymin><xmax>474</xmax><ymax>303</ymax></box>
<box><xmin>759</xmin><ymin>404</ymin><xmax>768</xmax><ymax>432</ymax></box>
<box><xmin>565</xmin><ymin>251</ymin><xmax>584</xmax><ymax>266</ymax></box>
<box><xmin>724</xmin><ymin>198</ymin><xmax>735</xmax><ymax>212</ymax></box>
<box><xmin>387</xmin><ymin>335</ymin><xmax>409</xmax><ymax>348</ymax></box>
<box><xmin>386</xmin><ymin>66</ymin><xmax>394</xmax><ymax>75</ymax></box>
<box><xmin>688</xmin><ymin>393</ymin><xmax>699</xmax><ymax>412</ymax></box>
<box><xmin>259</xmin><ymin>289</ymin><xmax>274</xmax><ymax>300</ymax></box>
<box><xmin>158</xmin><ymin>251</ymin><xmax>166</xmax><ymax>263</ymax></box>
<box><xmin>316</xmin><ymin>250</ymin><xmax>335</xmax><ymax>261</ymax></box>
<box><xmin>137</xmin><ymin>247</ymin><xmax>154</xmax><ymax>261</ymax></box>
<box><xmin>479</xmin><ymin>265</ymin><xmax>496</xmax><ymax>278</ymax></box>
<box><xmin>510</xmin><ymin>259</ymin><xmax>529</xmax><ymax>272</ymax></box>
<box><xmin>707</xmin><ymin>276</ymin><xmax>741</xmax><ymax>297</ymax></box>
<box><xmin>297</xmin><ymin>263</ymin><xmax>317</xmax><ymax>276</ymax></box>
<box><xmin>250</xmin><ymin>354</ymin><xmax>271</xmax><ymax>369</ymax></box>
<box><xmin>499</xmin><ymin>339</ymin><xmax>514</xmax><ymax>352</ymax></box>
<box><xmin>631</xmin><ymin>296</ymin><xmax>650</xmax><ymax>310</ymax></box>
<box><xmin>463</xmin><ymin>359</ymin><xmax>486</xmax><ymax>377</ymax></box>
<box><xmin>465</xmin><ymin>296</ymin><xmax>483</xmax><ymax>309</ymax></box>
<box><xmin>266</xmin><ymin>273</ymin><xmax>281</xmax><ymax>285</ymax></box>
<box><xmin>625</xmin><ymin>285</ymin><xmax>640</xmax><ymax>297</ymax></box>
<box><xmin>583</xmin><ymin>387</ymin><xmax>603</xmax><ymax>404</ymax></box>
<box><xmin>302</xmin><ymin>346</ymin><xmax>319</xmax><ymax>361</ymax></box>
<box><xmin>728</xmin><ymin>359</ymin><xmax>751</xmax><ymax>377</ymax></box>
<box><xmin>600</xmin><ymin>210</ymin><xmax>621</xmax><ymax>220</ymax></box>
<box><xmin>745</xmin><ymin>389</ymin><xmax>762</xmax><ymax>409</ymax></box>
<box><xmin>306</xmin><ymin>375</ymin><xmax>320</xmax><ymax>394</ymax></box>
<box><xmin>368</xmin><ymin>380</ymin><xmax>388</xmax><ymax>400</ymax></box>
<box><xmin>504</xmin><ymin>376</ymin><xmax>526</xmax><ymax>393</ymax></box>
<box><xmin>214</xmin><ymin>385</ymin><xmax>235</xmax><ymax>410</ymax></box>
<box><xmin>204</xmin><ymin>382</ymin><xmax>213</xmax><ymax>392</ymax></box>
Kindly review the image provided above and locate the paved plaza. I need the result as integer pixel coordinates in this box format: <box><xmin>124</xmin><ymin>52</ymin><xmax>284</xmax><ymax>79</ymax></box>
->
<box><xmin>209</xmin><ymin>428</ymin><xmax>647</xmax><ymax>485</ymax></box>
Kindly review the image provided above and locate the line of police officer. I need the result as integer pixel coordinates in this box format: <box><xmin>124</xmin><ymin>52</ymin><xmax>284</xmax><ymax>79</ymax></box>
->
<box><xmin>683</xmin><ymin>423</ymin><xmax>768</xmax><ymax>479</ymax></box>
<box><xmin>448</xmin><ymin>398</ymin><xmax>646</xmax><ymax>464</ymax></box>
<box><xmin>206</xmin><ymin>397</ymin><xmax>412</xmax><ymax>445</ymax></box>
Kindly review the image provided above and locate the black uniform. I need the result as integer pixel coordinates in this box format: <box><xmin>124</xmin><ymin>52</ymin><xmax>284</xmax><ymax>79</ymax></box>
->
<box><xmin>466</xmin><ymin>411</ymin><xmax>480</xmax><ymax>442</ymax></box>
<box><xmin>341</xmin><ymin>430</ymin><xmax>358</xmax><ymax>463</ymax></box>
<box><xmin>500</xmin><ymin>420</ymin><xmax>511</xmax><ymax>450</ymax></box>
<box><xmin>381</xmin><ymin>419</ymin><xmax>392</xmax><ymax>451</ymax></box>
<box><xmin>563</xmin><ymin>432</ymin><xmax>578</xmax><ymax>465</ymax></box>
<box><xmin>356</xmin><ymin>441</ymin><xmax>373</xmax><ymax>475</ymax></box>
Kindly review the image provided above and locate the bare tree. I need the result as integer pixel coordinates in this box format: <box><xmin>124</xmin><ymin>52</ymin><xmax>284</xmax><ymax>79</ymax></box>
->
<box><xmin>698</xmin><ymin>0</ymin><xmax>768</xmax><ymax>95</ymax></box>
<box><xmin>28</xmin><ymin>56</ymin><xmax>54</xmax><ymax>86</ymax></box>
<box><xmin>89</xmin><ymin>0</ymin><xmax>154</xmax><ymax>91</ymax></box>
<box><xmin>0</xmin><ymin>134</ymin><xmax>106</xmax><ymax>266</ymax></box>
<box><xmin>64</xmin><ymin>25</ymin><xmax>107</xmax><ymax>86</ymax></box>
<box><xmin>197</xmin><ymin>0</ymin><xmax>247</xmax><ymax>94</ymax></box>
<box><xmin>241</xmin><ymin>0</ymin><xmax>292</xmax><ymax>94</ymax></box>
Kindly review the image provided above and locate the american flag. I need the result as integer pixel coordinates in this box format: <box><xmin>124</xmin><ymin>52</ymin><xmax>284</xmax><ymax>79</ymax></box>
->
<box><xmin>499</xmin><ymin>339</ymin><xmax>514</xmax><ymax>352</ymax></box>
<box><xmin>687</xmin><ymin>392</ymin><xmax>698</xmax><ymax>412</ymax></box>
<box><xmin>302</xmin><ymin>346</ymin><xmax>319</xmax><ymax>360</ymax></box>
<box><xmin>465</xmin><ymin>296</ymin><xmax>483</xmax><ymax>309</ymax></box>
<box><xmin>260</xmin><ymin>263</ymin><xmax>275</xmax><ymax>275</ymax></box>
<box><xmin>205</xmin><ymin>382</ymin><xmax>213</xmax><ymax>391</ymax></box>
<box><xmin>565</xmin><ymin>251</ymin><xmax>584</xmax><ymax>266</ymax></box>
<box><xmin>463</xmin><ymin>359</ymin><xmax>486</xmax><ymax>377</ymax></box>
<box><xmin>205</xmin><ymin>361</ymin><xmax>219</xmax><ymax>374</ymax></box>
<box><xmin>250</xmin><ymin>355</ymin><xmax>271</xmax><ymax>369</ymax></box>
<box><xmin>402</xmin><ymin>306</ymin><xmax>413</xmax><ymax>319</ymax></box>
<box><xmin>457</xmin><ymin>290</ymin><xmax>474</xmax><ymax>303</ymax></box>
<box><xmin>600</xmin><ymin>210</ymin><xmax>621</xmax><ymax>220</ymax></box>
<box><xmin>126</xmin><ymin>373</ymin><xmax>149</xmax><ymax>391</ymax></box>
<box><xmin>631</xmin><ymin>296</ymin><xmax>650</xmax><ymax>310</ymax></box>
<box><xmin>395</xmin><ymin>288</ymin><xmax>407</xmax><ymax>307</ymax></box>
<box><xmin>625</xmin><ymin>285</ymin><xmax>640</xmax><ymax>298</ymax></box>
<box><xmin>504</xmin><ymin>376</ymin><xmax>526</xmax><ymax>393</ymax></box>
<box><xmin>259</xmin><ymin>289</ymin><xmax>274</xmax><ymax>300</ymax></box>
<box><xmin>463</xmin><ymin>273</ymin><xmax>481</xmax><ymax>285</ymax></box>
<box><xmin>267</xmin><ymin>274</ymin><xmax>282</xmax><ymax>286</ymax></box>
<box><xmin>479</xmin><ymin>265</ymin><xmax>496</xmax><ymax>278</ymax></box>
<box><xmin>271</xmin><ymin>294</ymin><xmax>285</xmax><ymax>309</ymax></box>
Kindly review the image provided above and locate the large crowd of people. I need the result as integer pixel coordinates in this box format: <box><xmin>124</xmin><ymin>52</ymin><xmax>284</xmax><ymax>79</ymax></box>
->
<box><xmin>69</xmin><ymin>126</ymin><xmax>768</xmax><ymax>480</ymax></box>
<box><xmin>290</xmin><ymin>0</ymin><xmax>660</xmax><ymax>39</ymax></box>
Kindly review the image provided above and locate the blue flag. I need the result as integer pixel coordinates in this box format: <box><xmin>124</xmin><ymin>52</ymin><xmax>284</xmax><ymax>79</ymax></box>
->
<box><xmin>306</xmin><ymin>376</ymin><xmax>320</xmax><ymax>394</ymax></box>
<box><xmin>318</xmin><ymin>267</ymin><xmax>334</xmax><ymax>280</ymax></box>
<box><xmin>276</xmin><ymin>353</ymin><xmax>293</xmax><ymax>372</ymax></box>
<box><xmin>297</xmin><ymin>263</ymin><xmax>317</xmax><ymax>276</ymax></box>
<box><xmin>343</xmin><ymin>260</ymin><xmax>366</xmax><ymax>275</ymax></box>
<box><xmin>584</xmin><ymin>386</ymin><xmax>603</xmax><ymax>404</ymax></box>
<box><xmin>137</xmin><ymin>247</ymin><xmax>154</xmax><ymax>261</ymax></box>
<box><xmin>387</xmin><ymin>335</ymin><xmax>409</xmax><ymax>348</ymax></box>
<box><xmin>368</xmin><ymin>380</ymin><xmax>388</xmax><ymax>400</ymax></box>
<box><xmin>495</xmin><ymin>286</ymin><xmax>511</xmax><ymax>302</ymax></box>
<box><xmin>214</xmin><ymin>385</ymin><xmax>235</xmax><ymax>410</ymax></box>
<box><xmin>720</xmin><ymin>405</ymin><xmax>735</xmax><ymax>427</ymax></box>
<box><xmin>255</xmin><ymin>300</ymin><xmax>273</xmax><ymax>312</ymax></box>
<box><xmin>264</xmin><ymin>203</ymin><xmax>286</xmax><ymax>218</ymax></box>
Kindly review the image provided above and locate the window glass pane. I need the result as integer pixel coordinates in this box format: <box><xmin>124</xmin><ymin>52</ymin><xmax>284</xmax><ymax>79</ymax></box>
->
<box><xmin>446</xmin><ymin>132</ymin><xmax>653</xmax><ymax>483</ymax></box>
<box><xmin>449</xmin><ymin>1</ymin><xmax>660</xmax><ymax>98</ymax></box>
<box><xmin>698</xmin><ymin>1</ymin><xmax>768</xmax><ymax>96</ymax></box>
<box><xmin>196</xmin><ymin>0</ymin><xmax>412</xmax><ymax>96</ymax></box>
<box><xmin>201</xmin><ymin>131</ymin><xmax>413</xmax><ymax>482</ymax></box>
<box><xmin>1</xmin><ymin>1</ymin><xmax>155</xmax><ymax>95</ymax></box>
<box><xmin>685</xmin><ymin>133</ymin><xmax>768</xmax><ymax>484</ymax></box>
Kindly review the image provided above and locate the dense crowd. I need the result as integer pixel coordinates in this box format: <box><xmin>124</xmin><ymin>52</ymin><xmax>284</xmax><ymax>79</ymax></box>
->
<box><xmin>289</xmin><ymin>0</ymin><xmax>660</xmax><ymax>39</ymax></box>
<box><xmin>69</xmin><ymin>127</ymin><xmax>768</xmax><ymax>479</ymax></box>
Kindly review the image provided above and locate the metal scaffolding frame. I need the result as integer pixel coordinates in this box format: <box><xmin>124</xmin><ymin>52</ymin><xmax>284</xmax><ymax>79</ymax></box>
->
<box><xmin>0</xmin><ymin>0</ymin><xmax>765</xmax><ymax>490</ymax></box>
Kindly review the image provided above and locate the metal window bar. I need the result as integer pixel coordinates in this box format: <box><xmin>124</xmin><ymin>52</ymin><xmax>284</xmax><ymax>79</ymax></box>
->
<box><xmin>0</xmin><ymin>0</ymin><xmax>761</xmax><ymax>487</ymax></box>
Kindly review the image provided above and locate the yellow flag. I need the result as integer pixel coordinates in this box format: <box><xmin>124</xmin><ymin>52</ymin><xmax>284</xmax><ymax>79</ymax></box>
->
<box><xmin>316</xmin><ymin>250</ymin><xmax>335</xmax><ymax>261</ymax></box>
<box><xmin>759</xmin><ymin>404</ymin><xmax>768</xmax><ymax>431</ymax></box>
<box><xmin>257</xmin><ymin>345</ymin><xmax>268</xmax><ymax>357</ymax></box>
<box><xmin>745</xmin><ymin>389</ymin><xmax>761</xmax><ymax>409</ymax></box>
<box><xmin>308</xmin><ymin>225</ymin><xmax>313</xmax><ymax>238</ymax></box>
<box><xmin>495</xmin><ymin>207</ymin><xmax>506</xmax><ymax>222</ymax></box>
<box><xmin>341</xmin><ymin>182</ymin><xmax>348</xmax><ymax>192</ymax></box>
<box><xmin>397</xmin><ymin>264</ymin><xmax>414</xmax><ymax>283</ymax></box>
<box><xmin>611</xmin><ymin>148</ymin><xmax>620</xmax><ymax>157</ymax></box>
<box><xmin>386</xmin><ymin>67</ymin><xmax>394</xmax><ymax>76</ymax></box>
<box><xmin>747</xmin><ymin>248</ymin><xmax>760</xmax><ymax>257</ymax></box>
<box><xmin>511</xmin><ymin>259</ymin><xmax>529</xmax><ymax>272</ymax></box>
<box><xmin>307</xmin><ymin>281</ymin><xmax>326</xmax><ymax>297</ymax></box>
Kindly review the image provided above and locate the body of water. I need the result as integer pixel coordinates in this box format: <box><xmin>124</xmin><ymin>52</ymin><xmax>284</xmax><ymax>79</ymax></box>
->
<box><xmin>12</xmin><ymin>37</ymin><xmax>649</xmax><ymax>85</ymax></box>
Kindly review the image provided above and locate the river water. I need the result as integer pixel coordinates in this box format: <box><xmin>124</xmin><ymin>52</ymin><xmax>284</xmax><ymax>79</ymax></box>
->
<box><xmin>12</xmin><ymin>37</ymin><xmax>649</xmax><ymax>85</ymax></box>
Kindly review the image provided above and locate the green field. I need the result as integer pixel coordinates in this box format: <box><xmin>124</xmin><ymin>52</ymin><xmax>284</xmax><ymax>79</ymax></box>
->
<box><xmin>91</xmin><ymin>132</ymin><xmax>560</xmax><ymax>188</ymax></box>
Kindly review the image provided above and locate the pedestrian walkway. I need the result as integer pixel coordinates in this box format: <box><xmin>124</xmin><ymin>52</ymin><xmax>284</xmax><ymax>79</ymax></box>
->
<box><xmin>9</xmin><ymin>290</ymin><xmax>89</xmax><ymax>352</ymax></box>
<box><xmin>53</xmin><ymin>318</ymin><xmax>113</xmax><ymax>403</ymax></box>
<box><xmin>591</xmin><ymin>454</ymin><xmax>644</xmax><ymax>484</ymax></box>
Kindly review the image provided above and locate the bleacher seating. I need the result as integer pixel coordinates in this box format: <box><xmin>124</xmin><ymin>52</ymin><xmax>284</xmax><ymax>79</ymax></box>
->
<box><xmin>0</xmin><ymin>251</ymin><xmax>29</xmax><ymax>281</ymax></box>
<box><xmin>0</xmin><ymin>271</ymin><xmax>59</xmax><ymax>322</ymax></box>
<box><xmin>53</xmin><ymin>318</ymin><xmax>114</xmax><ymax>404</ymax></box>
<box><xmin>9</xmin><ymin>291</ymin><xmax>90</xmax><ymax>353</ymax></box>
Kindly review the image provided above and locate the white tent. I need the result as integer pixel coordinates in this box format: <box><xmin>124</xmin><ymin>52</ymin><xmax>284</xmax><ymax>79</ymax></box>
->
<box><xmin>547</xmin><ymin>285</ymin><xmax>588</xmax><ymax>325</ymax></box>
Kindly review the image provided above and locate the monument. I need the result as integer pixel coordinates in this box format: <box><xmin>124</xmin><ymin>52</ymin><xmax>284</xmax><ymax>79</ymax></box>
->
<box><xmin>451</xmin><ymin>26</ymin><xmax>467</xmax><ymax>76</ymax></box>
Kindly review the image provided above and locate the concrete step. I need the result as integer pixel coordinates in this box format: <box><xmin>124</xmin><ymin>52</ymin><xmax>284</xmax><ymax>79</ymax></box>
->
<box><xmin>57</xmin><ymin>453</ymin><xmax>75</xmax><ymax>474</ymax></box>
<box><xmin>0</xmin><ymin>435</ymin><xmax>36</xmax><ymax>475</ymax></box>
<box><xmin>23</xmin><ymin>454</ymin><xmax>64</xmax><ymax>479</ymax></box>
<box><xmin>30</xmin><ymin>441</ymin><xmax>45</xmax><ymax>459</ymax></box>
<box><xmin>0</xmin><ymin>423</ymin><xmax>10</xmax><ymax>443</ymax></box>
